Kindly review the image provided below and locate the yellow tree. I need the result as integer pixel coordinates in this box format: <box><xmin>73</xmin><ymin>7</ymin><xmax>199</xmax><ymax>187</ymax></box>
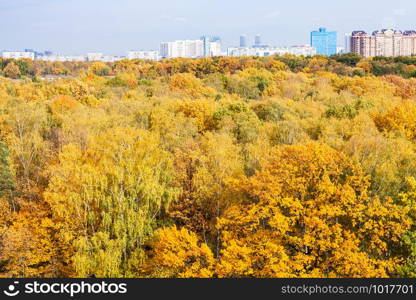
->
<box><xmin>88</xmin><ymin>62</ymin><xmax>111</xmax><ymax>76</ymax></box>
<box><xmin>3</xmin><ymin>62</ymin><xmax>21</xmax><ymax>79</ymax></box>
<box><xmin>143</xmin><ymin>226</ymin><xmax>215</xmax><ymax>278</ymax></box>
<box><xmin>1</xmin><ymin>99</ymin><xmax>50</xmax><ymax>199</ymax></box>
<box><xmin>175</xmin><ymin>99</ymin><xmax>217</xmax><ymax>133</ymax></box>
<box><xmin>169</xmin><ymin>73</ymin><xmax>215</xmax><ymax>98</ymax></box>
<box><xmin>44</xmin><ymin>127</ymin><xmax>178</xmax><ymax>277</ymax></box>
<box><xmin>169</xmin><ymin>131</ymin><xmax>245</xmax><ymax>253</ymax></box>
<box><xmin>216</xmin><ymin>142</ymin><xmax>409</xmax><ymax>278</ymax></box>
<box><xmin>397</xmin><ymin>177</ymin><xmax>416</xmax><ymax>277</ymax></box>
<box><xmin>192</xmin><ymin>132</ymin><xmax>245</xmax><ymax>255</ymax></box>
<box><xmin>373</xmin><ymin>100</ymin><xmax>416</xmax><ymax>140</ymax></box>
<box><xmin>0</xmin><ymin>201</ymin><xmax>58</xmax><ymax>278</ymax></box>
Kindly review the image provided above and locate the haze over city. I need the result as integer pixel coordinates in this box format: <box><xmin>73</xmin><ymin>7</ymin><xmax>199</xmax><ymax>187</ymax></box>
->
<box><xmin>1</xmin><ymin>0</ymin><xmax>415</xmax><ymax>55</ymax></box>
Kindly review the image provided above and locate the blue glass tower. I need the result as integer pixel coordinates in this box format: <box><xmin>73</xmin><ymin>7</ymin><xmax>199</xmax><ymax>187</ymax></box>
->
<box><xmin>311</xmin><ymin>28</ymin><xmax>337</xmax><ymax>56</ymax></box>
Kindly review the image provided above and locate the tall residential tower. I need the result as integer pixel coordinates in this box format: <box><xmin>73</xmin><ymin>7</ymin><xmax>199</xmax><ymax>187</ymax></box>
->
<box><xmin>350</xmin><ymin>29</ymin><xmax>416</xmax><ymax>57</ymax></box>
<box><xmin>310</xmin><ymin>28</ymin><xmax>337</xmax><ymax>56</ymax></box>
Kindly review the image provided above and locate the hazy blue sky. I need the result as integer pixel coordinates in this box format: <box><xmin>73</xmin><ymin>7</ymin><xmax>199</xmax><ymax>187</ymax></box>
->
<box><xmin>1</xmin><ymin>0</ymin><xmax>415</xmax><ymax>55</ymax></box>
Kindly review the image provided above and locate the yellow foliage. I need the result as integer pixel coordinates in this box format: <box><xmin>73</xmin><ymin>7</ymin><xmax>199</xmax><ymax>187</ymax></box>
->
<box><xmin>0</xmin><ymin>201</ymin><xmax>58</xmax><ymax>277</ymax></box>
<box><xmin>50</xmin><ymin>95</ymin><xmax>80</xmax><ymax>115</ymax></box>
<box><xmin>44</xmin><ymin>127</ymin><xmax>179</xmax><ymax>277</ymax></box>
<box><xmin>373</xmin><ymin>100</ymin><xmax>416</xmax><ymax>140</ymax></box>
<box><xmin>169</xmin><ymin>73</ymin><xmax>215</xmax><ymax>98</ymax></box>
<box><xmin>175</xmin><ymin>99</ymin><xmax>217</xmax><ymax>132</ymax></box>
<box><xmin>0</xmin><ymin>56</ymin><xmax>415</xmax><ymax>278</ymax></box>
<box><xmin>216</xmin><ymin>143</ymin><xmax>409</xmax><ymax>278</ymax></box>
<box><xmin>144</xmin><ymin>226</ymin><xmax>215</xmax><ymax>278</ymax></box>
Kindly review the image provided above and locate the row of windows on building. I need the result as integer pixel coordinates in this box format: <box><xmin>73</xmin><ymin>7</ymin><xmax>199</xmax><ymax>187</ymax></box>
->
<box><xmin>159</xmin><ymin>36</ymin><xmax>222</xmax><ymax>59</ymax></box>
<box><xmin>347</xmin><ymin>29</ymin><xmax>416</xmax><ymax>57</ymax></box>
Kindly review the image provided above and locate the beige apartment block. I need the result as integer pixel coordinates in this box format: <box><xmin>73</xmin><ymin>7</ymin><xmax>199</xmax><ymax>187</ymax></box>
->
<box><xmin>350</xmin><ymin>29</ymin><xmax>416</xmax><ymax>57</ymax></box>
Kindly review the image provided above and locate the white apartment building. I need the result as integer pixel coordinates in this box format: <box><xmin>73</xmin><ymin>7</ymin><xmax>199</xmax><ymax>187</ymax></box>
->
<box><xmin>227</xmin><ymin>47</ymin><xmax>259</xmax><ymax>57</ymax></box>
<box><xmin>87</xmin><ymin>53</ymin><xmax>104</xmax><ymax>61</ymax></box>
<box><xmin>86</xmin><ymin>53</ymin><xmax>123</xmax><ymax>62</ymax></box>
<box><xmin>101</xmin><ymin>55</ymin><xmax>123</xmax><ymax>63</ymax></box>
<box><xmin>127</xmin><ymin>50</ymin><xmax>159</xmax><ymax>61</ymax></box>
<box><xmin>209</xmin><ymin>41</ymin><xmax>222</xmax><ymax>57</ymax></box>
<box><xmin>2</xmin><ymin>51</ymin><xmax>35</xmax><ymax>60</ymax></box>
<box><xmin>287</xmin><ymin>45</ymin><xmax>317</xmax><ymax>56</ymax></box>
<box><xmin>160</xmin><ymin>40</ymin><xmax>205</xmax><ymax>58</ymax></box>
<box><xmin>38</xmin><ymin>55</ymin><xmax>86</xmax><ymax>62</ymax></box>
<box><xmin>402</xmin><ymin>31</ymin><xmax>416</xmax><ymax>56</ymax></box>
<box><xmin>227</xmin><ymin>45</ymin><xmax>316</xmax><ymax>57</ymax></box>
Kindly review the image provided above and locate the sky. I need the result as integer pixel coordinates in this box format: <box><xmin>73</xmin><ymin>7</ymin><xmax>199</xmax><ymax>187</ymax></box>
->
<box><xmin>1</xmin><ymin>0</ymin><xmax>415</xmax><ymax>55</ymax></box>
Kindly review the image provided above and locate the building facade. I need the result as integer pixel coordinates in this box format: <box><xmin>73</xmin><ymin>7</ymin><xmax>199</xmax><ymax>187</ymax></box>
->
<box><xmin>86</xmin><ymin>53</ymin><xmax>122</xmax><ymax>62</ymax></box>
<box><xmin>87</xmin><ymin>53</ymin><xmax>104</xmax><ymax>61</ymax></box>
<box><xmin>2</xmin><ymin>51</ymin><xmax>35</xmax><ymax>60</ymax></box>
<box><xmin>127</xmin><ymin>50</ymin><xmax>159</xmax><ymax>61</ymax></box>
<box><xmin>227</xmin><ymin>45</ymin><xmax>316</xmax><ymax>57</ymax></box>
<box><xmin>209</xmin><ymin>40</ymin><xmax>222</xmax><ymax>57</ymax></box>
<box><xmin>160</xmin><ymin>40</ymin><xmax>204</xmax><ymax>58</ymax></box>
<box><xmin>351</xmin><ymin>29</ymin><xmax>416</xmax><ymax>57</ymax></box>
<box><xmin>289</xmin><ymin>45</ymin><xmax>317</xmax><ymax>56</ymax></box>
<box><xmin>311</xmin><ymin>28</ymin><xmax>337</xmax><ymax>56</ymax></box>
<box><xmin>160</xmin><ymin>38</ymin><xmax>221</xmax><ymax>58</ymax></box>
<box><xmin>402</xmin><ymin>30</ymin><xmax>416</xmax><ymax>55</ymax></box>
<box><xmin>201</xmin><ymin>36</ymin><xmax>211</xmax><ymax>58</ymax></box>
<box><xmin>38</xmin><ymin>55</ymin><xmax>86</xmax><ymax>62</ymax></box>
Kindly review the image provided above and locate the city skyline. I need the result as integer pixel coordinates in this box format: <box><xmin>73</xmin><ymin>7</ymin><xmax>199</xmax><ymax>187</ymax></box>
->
<box><xmin>5</xmin><ymin>26</ymin><xmax>416</xmax><ymax>62</ymax></box>
<box><xmin>1</xmin><ymin>0</ymin><xmax>415</xmax><ymax>55</ymax></box>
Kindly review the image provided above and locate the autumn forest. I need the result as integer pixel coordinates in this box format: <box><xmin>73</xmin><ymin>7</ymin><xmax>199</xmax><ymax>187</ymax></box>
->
<box><xmin>2</xmin><ymin>53</ymin><xmax>416</xmax><ymax>278</ymax></box>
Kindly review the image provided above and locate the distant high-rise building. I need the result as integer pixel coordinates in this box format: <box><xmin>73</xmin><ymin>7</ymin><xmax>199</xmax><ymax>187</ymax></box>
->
<box><xmin>255</xmin><ymin>34</ymin><xmax>261</xmax><ymax>47</ymax></box>
<box><xmin>350</xmin><ymin>29</ymin><xmax>416</xmax><ymax>57</ymax></box>
<box><xmin>201</xmin><ymin>36</ymin><xmax>211</xmax><ymax>57</ymax></box>
<box><xmin>210</xmin><ymin>41</ymin><xmax>222</xmax><ymax>57</ymax></box>
<box><xmin>160</xmin><ymin>40</ymin><xmax>204</xmax><ymax>58</ymax></box>
<box><xmin>310</xmin><ymin>28</ymin><xmax>337</xmax><ymax>56</ymax></box>
<box><xmin>240</xmin><ymin>35</ymin><xmax>247</xmax><ymax>47</ymax></box>
<box><xmin>209</xmin><ymin>37</ymin><xmax>222</xmax><ymax>56</ymax></box>
<box><xmin>345</xmin><ymin>33</ymin><xmax>352</xmax><ymax>53</ymax></box>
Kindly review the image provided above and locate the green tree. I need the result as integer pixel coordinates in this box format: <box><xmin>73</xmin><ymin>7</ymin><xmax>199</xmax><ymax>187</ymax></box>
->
<box><xmin>45</xmin><ymin>127</ymin><xmax>179</xmax><ymax>277</ymax></box>
<box><xmin>331</xmin><ymin>53</ymin><xmax>362</xmax><ymax>67</ymax></box>
<box><xmin>0</xmin><ymin>142</ymin><xmax>16</xmax><ymax>210</ymax></box>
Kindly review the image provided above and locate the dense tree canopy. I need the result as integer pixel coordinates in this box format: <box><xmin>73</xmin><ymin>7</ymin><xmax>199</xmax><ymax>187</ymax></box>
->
<box><xmin>0</xmin><ymin>55</ymin><xmax>415</xmax><ymax>278</ymax></box>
